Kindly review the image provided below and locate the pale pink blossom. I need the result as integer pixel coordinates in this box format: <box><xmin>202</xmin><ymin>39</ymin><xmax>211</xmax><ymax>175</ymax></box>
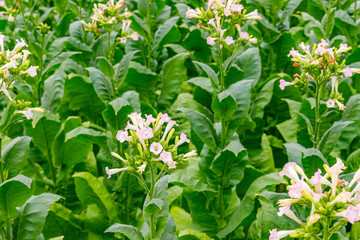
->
<box><xmin>231</xmin><ymin>4</ymin><xmax>243</xmax><ymax>12</ymax></box>
<box><xmin>279</xmin><ymin>162</ymin><xmax>300</xmax><ymax>183</ymax></box>
<box><xmin>335</xmin><ymin>99</ymin><xmax>345</xmax><ymax>111</ymax></box>
<box><xmin>249</xmin><ymin>38</ymin><xmax>257</xmax><ymax>44</ymax></box>
<box><xmin>277</xmin><ymin>206</ymin><xmax>302</xmax><ymax>224</ymax></box>
<box><xmin>269</xmin><ymin>229</ymin><xmax>297</xmax><ymax>240</ymax></box>
<box><xmin>245</xmin><ymin>9</ymin><xmax>261</xmax><ymax>20</ymax></box>
<box><xmin>225</xmin><ymin>36</ymin><xmax>234</xmax><ymax>45</ymax></box>
<box><xmin>116</xmin><ymin>130</ymin><xmax>131</xmax><ymax>143</ymax></box>
<box><xmin>22</xmin><ymin>66</ymin><xmax>37</xmax><ymax>77</ymax></box>
<box><xmin>0</xmin><ymin>0</ymin><xmax>5</xmax><ymax>7</ymax></box>
<box><xmin>240</xmin><ymin>32</ymin><xmax>249</xmax><ymax>39</ymax></box>
<box><xmin>137</xmin><ymin>163</ymin><xmax>146</xmax><ymax>174</ymax></box>
<box><xmin>349</xmin><ymin>168</ymin><xmax>360</xmax><ymax>188</ymax></box>
<box><xmin>167</xmin><ymin>160</ymin><xmax>177</xmax><ymax>169</ymax></box>
<box><xmin>336</xmin><ymin>205</ymin><xmax>360</xmax><ymax>224</ymax></box>
<box><xmin>337</xmin><ymin>43</ymin><xmax>351</xmax><ymax>53</ymax></box>
<box><xmin>186</xmin><ymin>7</ymin><xmax>201</xmax><ymax>18</ymax></box>
<box><xmin>125</xmin><ymin>121</ymin><xmax>137</xmax><ymax>131</ymax></box>
<box><xmin>299</xmin><ymin>42</ymin><xmax>310</xmax><ymax>55</ymax></box>
<box><xmin>8</xmin><ymin>14</ymin><xmax>14</xmax><ymax>22</ymax></box>
<box><xmin>207</xmin><ymin>36</ymin><xmax>216</xmax><ymax>46</ymax></box>
<box><xmin>150</xmin><ymin>142</ymin><xmax>163</xmax><ymax>155</ymax></box>
<box><xmin>174</xmin><ymin>133</ymin><xmax>190</xmax><ymax>148</ymax></box>
<box><xmin>314</xmin><ymin>46</ymin><xmax>327</xmax><ymax>56</ymax></box>
<box><xmin>137</xmin><ymin>127</ymin><xmax>153</xmax><ymax>140</ymax></box>
<box><xmin>131</xmin><ymin>33</ymin><xmax>139</xmax><ymax>41</ymax></box>
<box><xmin>161</xmin><ymin>120</ymin><xmax>178</xmax><ymax>141</ymax></box>
<box><xmin>105</xmin><ymin>166</ymin><xmax>129</xmax><ymax>179</ymax></box>
<box><xmin>287</xmin><ymin>48</ymin><xmax>299</xmax><ymax>58</ymax></box>
<box><xmin>159</xmin><ymin>151</ymin><xmax>172</xmax><ymax>163</ymax></box>
<box><xmin>318</xmin><ymin>39</ymin><xmax>329</xmax><ymax>48</ymax></box>
<box><xmin>208</xmin><ymin>18</ymin><xmax>216</xmax><ymax>28</ymax></box>
<box><xmin>120</xmin><ymin>37</ymin><xmax>127</xmax><ymax>43</ymax></box>
<box><xmin>343</xmin><ymin>67</ymin><xmax>353</xmax><ymax>77</ymax></box>
<box><xmin>326</xmin><ymin>99</ymin><xmax>336</xmax><ymax>108</ymax></box>
<box><xmin>183</xmin><ymin>150</ymin><xmax>198</xmax><ymax>158</ymax></box>
<box><xmin>331</xmin><ymin>190</ymin><xmax>352</xmax><ymax>205</ymax></box>
<box><xmin>145</xmin><ymin>114</ymin><xmax>156</xmax><ymax>126</ymax></box>
<box><xmin>279</xmin><ymin>79</ymin><xmax>295</xmax><ymax>90</ymax></box>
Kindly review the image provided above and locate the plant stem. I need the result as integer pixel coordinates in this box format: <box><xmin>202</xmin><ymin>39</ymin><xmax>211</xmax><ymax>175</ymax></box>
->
<box><xmin>219</xmin><ymin>45</ymin><xmax>225</xmax><ymax>92</ymax></box>
<box><xmin>107</xmin><ymin>31</ymin><xmax>112</xmax><ymax>63</ymax></box>
<box><xmin>355</xmin><ymin>0</ymin><xmax>358</xmax><ymax>20</ymax></box>
<box><xmin>149</xmin><ymin>165</ymin><xmax>156</xmax><ymax>239</ymax></box>
<box><xmin>314</xmin><ymin>83</ymin><xmax>322</xmax><ymax>148</ymax></box>
<box><xmin>0</xmin><ymin>136</ymin><xmax>4</xmax><ymax>183</ymax></box>
<box><xmin>322</xmin><ymin>218</ymin><xmax>329</xmax><ymax>240</ymax></box>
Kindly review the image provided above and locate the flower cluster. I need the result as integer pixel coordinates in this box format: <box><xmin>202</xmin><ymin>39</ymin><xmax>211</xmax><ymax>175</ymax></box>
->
<box><xmin>186</xmin><ymin>0</ymin><xmax>259</xmax><ymax>47</ymax></box>
<box><xmin>0</xmin><ymin>0</ymin><xmax>18</xmax><ymax>22</ymax></box>
<box><xmin>270</xmin><ymin>159</ymin><xmax>360</xmax><ymax>239</ymax></box>
<box><xmin>80</xmin><ymin>0</ymin><xmax>139</xmax><ymax>43</ymax></box>
<box><xmin>0</xmin><ymin>35</ymin><xmax>38</xmax><ymax>102</ymax></box>
<box><xmin>279</xmin><ymin>40</ymin><xmax>359</xmax><ymax>111</ymax></box>
<box><xmin>105</xmin><ymin>113</ymin><xmax>197</xmax><ymax>179</ymax></box>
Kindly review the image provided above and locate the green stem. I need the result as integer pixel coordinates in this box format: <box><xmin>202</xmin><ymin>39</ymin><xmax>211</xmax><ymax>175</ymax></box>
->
<box><xmin>155</xmin><ymin>165</ymin><xmax>166</xmax><ymax>182</ymax></box>
<box><xmin>355</xmin><ymin>0</ymin><xmax>358</xmax><ymax>20</ymax></box>
<box><xmin>219</xmin><ymin>45</ymin><xmax>225</xmax><ymax>92</ymax></box>
<box><xmin>149</xmin><ymin>165</ymin><xmax>156</xmax><ymax>239</ymax></box>
<box><xmin>125</xmin><ymin>174</ymin><xmax>131</xmax><ymax>224</ymax></box>
<box><xmin>314</xmin><ymin>83</ymin><xmax>322</xmax><ymax>148</ymax></box>
<box><xmin>107</xmin><ymin>31</ymin><xmax>112</xmax><ymax>63</ymax></box>
<box><xmin>0</xmin><ymin>136</ymin><xmax>4</xmax><ymax>183</ymax></box>
<box><xmin>322</xmin><ymin>218</ymin><xmax>329</xmax><ymax>240</ymax></box>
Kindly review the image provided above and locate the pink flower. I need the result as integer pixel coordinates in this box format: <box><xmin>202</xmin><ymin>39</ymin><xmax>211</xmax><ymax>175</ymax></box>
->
<box><xmin>183</xmin><ymin>150</ymin><xmax>197</xmax><ymax>158</ymax></box>
<box><xmin>137</xmin><ymin>127</ymin><xmax>153</xmax><ymax>140</ymax></box>
<box><xmin>145</xmin><ymin>114</ymin><xmax>156</xmax><ymax>126</ymax></box>
<box><xmin>336</xmin><ymin>205</ymin><xmax>360</xmax><ymax>224</ymax></box>
<box><xmin>0</xmin><ymin>0</ymin><xmax>5</xmax><ymax>7</ymax></box>
<box><xmin>287</xmin><ymin>48</ymin><xmax>299</xmax><ymax>58</ymax></box>
<box><xmin>269</xmin><ymin>229</ymin><xmax>297</xmax><ymax>240</ymax></box>
<box><xmin>299</xmin><ymin>42</ymin><xmax>310</xmax><ymax>55</ymax></box>
<box><xmin>326</xmin><ymin>99</ymin><xmax>336</xmax><ymax>108</ymax></box>
<box><xmin>279</xmin><ymin>162</ymin><xmax>300</xmax><ymax>182</ymax></box>
<box><xmin>207</xmin><ymin>36</ymin><xmax>216</xmax><ymax>46</ymax></box>
<box><xmin>245</xmin><ymin>9</ymin><xmax>261</xmax><ymax>20</ymax></box>
<box><xmin>23</xmin><ymin>66</ymin><xmax>37</xmax><ymax>77</ymax></box>
<box><xmin>315</xmin><ymin>46</ymin><xmax>327</xmax><ymax>56</ymax></box>
<box><xmin>310</xmin><ymin>169</ymin><xmax>322</xmax><ymax>185</ymax></box>
<box><xmin>131</xmin><ymin>33</ymin><xmax>139</xmax><ymax>41</ymax></box>
<box><xmin>225</xmin><ymin>36</ymin><xmax>234</xmax><ymax>45</ymax></box>
<box><xmin>240</xmin><ymin>32</ymin><xmax>249</xmax><ymax>40</ymax></box>
<box><xmin>18</xmin><ymin>109</ymin><xmax>33</xmax><ymax>119</ymax></box>
<box><xmin>319</xmin><ymin>39</ymin><xmax>329</xmax><ymax>48</ymax></box>
<box><xmin>331</xmin><ymin>190</ymin><xmax>352</xmax><ymax>205</ymax></box>
<box><xmin>174</xmin><ymin>133</ymin><xmax>190</xmax><ymax>148</ymax></box>
<box><xmin>120</xmin><ymin>37</ymin><xmax>127</xmax><ymax>43</ymax></box>
<box><xmin>167</xmin><ymin>160</ymin><xmax>177</xmax><ymax>169</ymax></box>
<box><xmin>161</xmin><ymin>120</ymin><xmax>178</xmax><ymax>141</ymax></box>
<box><xmin>288</xmin><ymin>182</ymin><xmax>304</xmax><ymax>199</ymax></box>
<box><xmin>116</xmin><ymin>130</ymin><xmax>131</xmax><ymax>143</ymax></box>
<box><xmin>159</xmin><ymin>151</ymin><xmax>172</xmax><ymax>163</ymax></box>
<box><xmin>208</xmin><ymin>18</ymin><xmax>216</xmax><ymax>28</ymax></box>
<box><xmin>249</xmin><ymin>38</ymin><xmax>257</xmax><ymax>44</ymax></box>
<box><xmin>125</xmin><ymin>121</ymin><xmax>137</xmax><ymax>131</ymax></box>
<box><xmin>337</xmin><ymin>43</ymin><xmax>351</xmax><ymax>53</ymax></box>
<box><xmin>105</xmin><ymin>166</ymin><xmax>129</xmax><ymax>179</ymax></box>
<box><xmin>128</xmin><ymin>112</ymin><xmax>143</xmax><ymax>129</ymax></box>
<box><xmin>231</xmin><ymin>4</ymin><xmax>243</xmax><ymax>12</ymax></box>
<box><xmin>343</xmin><ymin>67</ymin><xmax>353</xmax><ymax>77</ymax></box>
<box><xmin>150</xmin><ymin>142</ymin><xmax>163</xmax><ymax>155</ymax></box>
<box><xmin>279</xmin><ymin>79</ymin><xmax>294</xmax><ymax>90</ymax></box>
<box><xmin>277</xmin><ymin>206</ymin><xmax>302</xmax><ymax>224</ymax></box>
<box><xmin>335</xmin><ymin>99</ymin><xmax>345</xmax><ymax>110</ymax></box>
<box><xmin>161</xmin><ymin>113</ymin><xmax>171</xmax><ymax>122</ymax></box>
<box><xmin>137</xmin><ymin>163</ymin><xmax>146</xmax><ymax>174</ymax></box>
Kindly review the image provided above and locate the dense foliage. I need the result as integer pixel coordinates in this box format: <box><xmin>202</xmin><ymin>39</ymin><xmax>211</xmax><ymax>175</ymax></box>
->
<box><xmin>0</xmin><ymin>0</ymin><xmax>360</xmax><ymax>239</ymax></box>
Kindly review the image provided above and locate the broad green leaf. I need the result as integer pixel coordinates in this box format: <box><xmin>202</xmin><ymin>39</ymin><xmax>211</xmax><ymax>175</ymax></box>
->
<box><xmin>283</xmin><ymin>143</ymin><xmax>305</xmax><ymax>166</ymax></box>
<box><xmin>41</xmin><ymin>70</ymin><xmax>66</xmax><ymax>112</ymax></box>
<box><xmin>301</xmin><ymin>148</ymin><xmax>326</xmax><ymax>178</ymax></box>
<box><xmin>212</xmin><ymin>93</ymin><xmax>237</xmax><ymax>122</ymax></box>
<box><xmin>145</xmin><ymin>198</ymin><xmax>163</xmax><ymax>216</ymax></box>
<box><xmin>170</xmin><ymin>206</ymin><xmax>191</xmax><ymax>232</ymax></box>
<box><xmin>276</xmin><ymin>119</ymin><xmax>297</xmax><ymax>143</ymax></box>
<box><xmin>98</xmin><ymin>57</ymin><xmax>114</xmax><ymax>79</ymax></box>
<box><xmin>346</xmin><ymin>149</ymin><xmax>360</xmax><ymax>172</ymax></box>
<box><xmin>15</xmin><ymin>193</ymin><xmax>61</xmax><ymax>240</ymax></box>
<box><xmin>86</xmin><ymin>67</ymin><xmax>113</xmax><ymax>103</ymax></box>
<box><xmin>63</xmin><ymin>37</ymin><xmax>93</xmax><ymax>57</ymax></box>
<box><xmin>234</xmin><ymin>48</ymin><xmax>261</xmax><ymax>85</ymax></box>
<box><xmin>159</xmin><ymin>53</ymin><xmax>188</xmax><ymax>108</ymax></box>
<box><xmin>105</xmin><ymin>223</ymin><xmax>144</xmax><ymax>240</ymax></box>
<box><xmin>102</xmin><ymin>91</ymin><xmax>140</xmax><ymax>133</ymax></box>
<box><xmin>318</xmin><ymin>121</ymin><xmax>353</xmax><ymax>158</ymax></box>
<box><xmin>73</xmin><ymin>172</ymin><xmax>119</xmax><ymax>223</ymax></box>
<box><xmin>63</xmin><ymin>74</ymin><xmax>105</xmax><ymax>121</ymax></box>
<box><xmin>251</xmin><ymin>79</ymin><xmax>277</xmax><ymax>120</ymax></box>
<box><xmin>193</xmin><ymin>61</ymin><xmax>218</xmax><ymax>90</ymax></box>
<box><xmin>322</xmin><ymin>8</ymin><xmax>336</xmax><ymax>38</ymax></box>
<box><xmin>178</xmin><ymin>108</ymin><xmax>217</xmax><ymax>152</ymax></box>
<box><xmin>152</xmin><ymin>17</ymin><xmax>179</xmax><ymax>50</ymax></box>
<box><xmin>50</xmin><ymin>203</ymin><xmax>83</xmax><ymax>229</ymax></box>
<box><xmin>179</xmin><ymin>229</ymin><xmax>214</xmax><ymax>240</ymax></box>
<box><xmin>42</xmin><ymin>52</ymin><xmax>80</xmax><ymax>77</ymax></box>
<box><xmin>115</xmin><ymin>51</ymin><xmax>138</xmax><ymax>89</ymax></box>
<box><xmin>2</xmin><ymin>136</ymin><xmax>31</xmax><ymax>179</ymax></box>
<box><xmin>169</xmin><ymin>159</ymin><xmax>216</xmax><ymax>192</ymax></box>
<box><xmin>0</xmin><ymin>175</ymin><xmax>33</xmax><ymax>221</ymax></box>
<box><xmin>280</xmin><ymin>0</ymin><xmax>302</xmax><ymax>24</ymax></box>
<box><xmin>248</xmin><ymin>134</ymin><xmax>275</xmax><ymax>173</ymax></box>
<box><xmin>160</xmin><ymin>214</ymin><xmax>177</xmax><ymax>240</ymax></box>
<box><xmin>130</xmin><ymin>14</ymin><xmax>152</xmax><ymax>40</ymax></box>
<box><xmin>69</xmin><ymin>21</ymin><xmax>84</xmax><ymax>40</ymax></box>
<box><xmin>217</xmin><ymin>173</ymin><xmax>286</xmax><ymax>238</ymax></box>
<box><xmin>124</xmin><ymin>62</ymin><xmax>158</xmax><ymax>90</ymax></box>
<box><xmin>187</xmin><ymin>77</ymin><xmax>215</xmax><ymax>94</ymax></box>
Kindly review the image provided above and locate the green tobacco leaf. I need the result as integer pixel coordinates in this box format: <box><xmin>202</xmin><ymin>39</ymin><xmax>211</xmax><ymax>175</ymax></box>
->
<box><xmin>130</xmin><ymin>14</ymin><xmax>151</xmax><ymax>40</ymax></box>
<box><xmin>187</xmin><ymin>77</ymin><xmax>215</xmax><ymax>94</ymax></box>
<box><xmin>2</xmin><ymin>136</ymin><xmax>31</xmax><ymax>179</ymax></box>
<box><xmin>115</xmin><ymin>51</ymin><xmax>138</xmax><ymax>89</ymax></box>
<box><xmin>105</xmin><ymin>223</ymin><xmax>144</xmax><ymax>240</ymax></box>
<box><xmin>248</xmin><ymin>134</ymin><xmax>275</xmax><ymax>173</ymax></box>
<box><xmin>143</xmin><ymin>176</ymin><xmax>171</xmax><ymax>240</ymax></box>
<box><xmin>124</xmin><ymin>62</ymin><xmax>158</xmax><ymax>89</ymax></box>
<box><xmin>276</xmin><ymin>119</ymin><xmax>297</xmax><ymax>143</ymax></box>
<box><xmin>50</xmin><ymin>202</ymin><xmax>83</xmax><ymax>229</ymax></box>
<box><xmin>193</xmin><ymin>61</ymin><xmax>219</xmax><ymax>90</ymax></box>
<box><xmin>283</xmin><ymin>143</ymin><xmax>305</xmax><ymax>166</ymax></box>
<box><xmin>179</xmin><ymin>229</ymin><xmax>214</xmax><ymax>240</ymax></box>
<box><xmin>152</xmin><ymin>17</ymin><xmax>179</xmax><ymax>50</ymax></box>
<box><xmin>158</xmin><ymin>53</ymin><xmax>188</xmax><ymax>108</ymax></box>
<box><xmin>145</xmin><ymin>198</ymin><xmax>163</xmax><ymax>216</ymax></box>
<box><xmin>86</xmin><ymin>67</ymin><xmax>113</xmax><ymax>103</ymax></box>
<box><xmin>69</xmin><ymin>21</ymin><xmax>84</xmax><ymax>40</ymax></box>
<box><xmin>41</xmin><ymin>70</ymin><xmax>66</xmax><ymax>112</ymax></box>
<box><xmin>301</xmin><ymin>148</ymin><xmax>327</xmax><ymax>178</ymax></box>
<box><xmin>318</xmin><ymin>121</ymin><xmax>353</xmax><ymax>158</ymax></box>
<box><xmin>98</xmin><ymin>57</ymin><xmax>114</xmax><ymax>79</ymax></box>
<box><xmin>170</xmin><ymin>206</ymin><xmax>191</xmax><ymax>231</ymax></box>
<box><xmin>212</xmin><ymin>92</ymin><xmax>237</xmax><ymax>122</ymax></box>
<box><xmin>178</xmin><ymin>108</ymin><xmax>217</xmax><ymax>152</ymax></box>
<box><xmin>280</xmin><ymin>0</ymin><xmax>302</xmax><ymax>24</ymax></box>
<box><xmin>217</xmin><ymin>173</ymin><xmax>286</xmax><ymax>238</ymax></box>
<box><xmin>73</xmin><ymin>172</ymin><xmax>119</xmax><ymax>223</ymax></box>
<box><xmin>251</xmin><ymin>79</ymin><xmax>277</xmax><ymax>120</ymax></box>
<box><xmin>25</xmin><ymin>112</ymin><xmax>61</xmax><ymax>158</ymax></box>
<box><xmin>160</xmin><ymin>214</ymin><xmax>177</xmax><ymax>240</ymax></box>
<box><xmin>63</xmin><ymin>74</ymin><xmax>105</xmax><ymax>121</ymax></box>
<box><xmin>169</xmin><ymin>159</ymin><xmax>216</xmax><ymax>192</ymax></box>
<box><xmin>42</xmin><ymin>52</ymin><xmax>80</xmax><ymax>77</ymax></box>
<box><xmin>15</xmin><ymin>193</ymin><xmax>62</xmax><ymax>240</ymax></box>
<box><xmin>346</xmin><ymin>149</ymin><xmax>360</xmax><ymax>172</ymax></box>
<box><xmin>0</xmin><ymin>175</ymin><xmax>33</xmax><ymax>221</ymax></box>
<box><xmin>235</xmin><ymin>48</ymin><xmax>261</xmax><ymax>85</ymax></box>
<box><xmin>102</xmin><ymin>91</ymin><xmax>140</xmax><ymax>133</ymax></box>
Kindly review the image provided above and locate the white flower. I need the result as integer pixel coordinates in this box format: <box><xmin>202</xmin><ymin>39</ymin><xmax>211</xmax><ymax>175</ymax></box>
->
<box><xmin>224</xmin><ymin>36</ymin><xmax>234</xmax><ymax>45</ymax></box>
<box><xmin>186</xmin><ymin>7</ymin><xmax>201</xmax><ymax>18</ymax></box>
<box><xmin>105</xmin><ymin>166</ymin><xmax>130</xmax><ymax>179</ymax></box>
<box><xmin>269</xmin><ymin>229</ymin><xmax>296</xmax><ymax>240</ymax></box>
<box><xmin>12</xmin><ymin>38</ymin><xmax>28</xmax><ymax>55</ymax></box>
<box><xmin>0</xmin><ymin>78</ymin><xmax>13</xmax><ymax>101</ymax></box>
<box><xmin>159</xmin><ymin>151</ymin><xmax>172</xmax><ymax>163</ymax></box>
<box><xmin>335</xmin><ymin>205</ymin><xmax>360</xmax><ymax>224</ymax></box>
<box><xmin>326</xmin><ymin>99</ymin><xmax>336</xmax><ymax>108</ymax></box>
<box><xmin>8</xmin><ymin>14</ymin><xmax>14</xmax><ymax>22</ymax></box>
<box><xmin>240</xmin><ymin>32</ymin><xmax>249</xmax><ymax>40</ymax></box>
<box><xmin>116</xmin><ymin>130</ymin><xmax>131</xmax><ymax>143</ymax></box>
<box><xmin>277</xmin><ymin>206</ymin><xmax>302</xmax><ymax>224</ymax></box>
<box><xmin>183</xmin><ymin>150</ymin><xmax>198</xmax><ymax>158</ymax></box>
<box><xmin>137</xmin><ymin>163</ymin><xmax>146</xmax><ymax>174</ymax></box>
<box><xmin>335</xmin><ymin>99</ymin><xmax>345</xmax><ymax>111</ymax></box>
<box><xmin>131</xmin><ymin>33</ymin><xmax>139</xmax><ymax>41</ymax></box>
<box><xmin>22</xmin><ymin>66</ymin><xmax>38</xmax><ymax>77</ymax></box>
<box><xmin>245</xmin><ymin>10</ymin><xmax>261</xmax><ymax>20</ymax></box>
<box><xmin>174</xmin><ymin>133</ymin><xmax>190</xmax><ymax>148</ymax></box>
<box><xmin>0</xmin><ymin>34</ymin><xmax>4</xmax><ymax>53</ymax></box>
<box><xmin>22</xmin><ymin>50</ymin><xmax>31</xmax><ymax>62</ymax></box>
<box><xmin>137</xmin><ymin>127</ymin><xmax>153</xmax><ymax>140</ymax></box>
<box><xmin>167</xmin><ymin>160</ymin><xmax>177</xmax><ymax>169</ymax></box>
<box><xmin>337</xmin><ymin>43</ymin><xmax>351</xmax><ymax>54</ymax></box>
<box><xmin>161</xmin><ymin>120</ymin><xmax>178</xmax><ymax>141</ymax></box>
<box><xmin>342</xmin><ymin>67</ymin><xmax>353</xmax><ymax>78</ymax></box>
<box><xmin>150</xmin><ymin>142</ymin><xmax>163</xmax><ymax>155</ymax></box>
<box><xmin>207</xmin><ymin>36</ymin><xmax>216</xmax><ymax>46</ymax></box>
<box><xmin>249</xmin><ymin>38</ymin><xmax>257</xmax><ymax>44</ymax></box>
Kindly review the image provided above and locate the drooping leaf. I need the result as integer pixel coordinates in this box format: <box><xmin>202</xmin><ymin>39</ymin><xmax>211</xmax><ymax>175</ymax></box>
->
<box><xmin>105</xmin><ymin>223</ymin><xmax>144</xmax><ymax>240</ymax></box>
<box><xmin>86</xmin><ymin>67</ymin><xmax>114</xmax><ymax>103</ymax></box>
